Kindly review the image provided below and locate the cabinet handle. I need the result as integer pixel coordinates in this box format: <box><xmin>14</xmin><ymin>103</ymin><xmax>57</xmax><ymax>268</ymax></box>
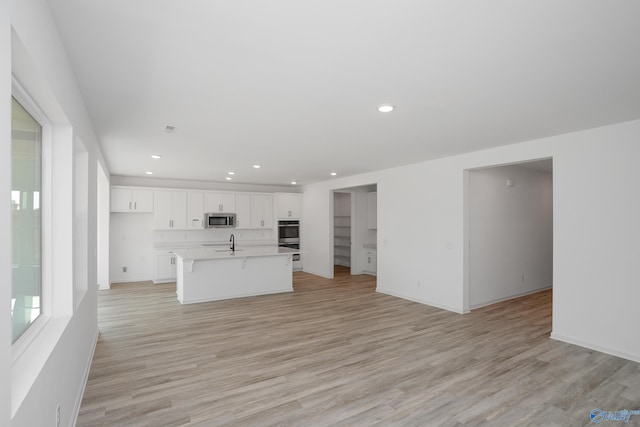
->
<box><xmin>261</xmin><ymin>220</ymin><xmax>264</xmax><ymax>227</ymax></box>
<box><xmin>368</xmin><ymin>257</ymin><xmax>371</xmax><ymax>263</ymax></box>
<box><xmin>134</xmin><ymin>202</ymin><xmax>137</xmax><ymax>210</ymax></box>
<box><xmin>219</xmin><ymin>204</ymin><xmax>223</xmax><ymax>212</ymax></box>
<box><xmin>129</xmin><ymin>202</ymin><xmax>132</xmax><ymax>210</ymax></box>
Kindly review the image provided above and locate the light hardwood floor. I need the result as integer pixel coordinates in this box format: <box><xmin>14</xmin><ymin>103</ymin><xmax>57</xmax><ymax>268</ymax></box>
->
<box><xmin>78</xmin><ymin>267</ymin><xmax>640</xmax><ymax>426</ymax></box>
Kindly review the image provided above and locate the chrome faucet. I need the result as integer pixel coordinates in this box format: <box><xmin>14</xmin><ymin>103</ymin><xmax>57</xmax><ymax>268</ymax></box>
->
<box><xmin>229</xmin><ymin>233</ymin><xmax>235</xmax><ymax>252</ymax></box>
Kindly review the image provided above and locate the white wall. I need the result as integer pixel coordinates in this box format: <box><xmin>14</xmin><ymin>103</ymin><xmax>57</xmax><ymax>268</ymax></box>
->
<box><xmin>73</xmin><ymin>140</ymin><xmax>90</xmax><ymax>307</ymax></box>
<box><xmin>97</xmin><ymin>163</ymin><xmax>110</xmax><ymax>290</ymax></box>
<box><xmin>468</xmin><ymin>164</ymin><xmax>553</xmax><ymax>308</ymax></box>
<box><xmin>109</xmin><ymin>214</ymin><xmax>155</xmax><ymax>283</ymax></box>
<box><xmin>302</xmin><ymin>120</ymin><xmax>640</xmax><ymax>362</ymax></box>
<box><xmin>334</xmin><ymin>192</ymin><xmax>351</xmax><ymax>217</ymax></box>
<box><xmin>1</xmin><ymin>0</ymin><xmax>13</xmax><ymax>424</ymax></box>
<box><xmin>8</xmin><ymin>0</ymin><xmax>106</xmax><ymax>425</ymax></box>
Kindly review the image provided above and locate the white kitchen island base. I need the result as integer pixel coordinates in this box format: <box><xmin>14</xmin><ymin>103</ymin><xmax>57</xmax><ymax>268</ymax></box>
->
<box><xmin>174</xmin><ymin>247</ymin><xmax>297</xmax><ymax>304</ymax></box>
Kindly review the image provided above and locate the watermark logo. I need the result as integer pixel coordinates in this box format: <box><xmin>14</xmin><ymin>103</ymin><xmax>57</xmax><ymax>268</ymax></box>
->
<box><xmin>591</xmin><ymin>408</ymin><xmax>640</xmax><ymax>423</ymax></box>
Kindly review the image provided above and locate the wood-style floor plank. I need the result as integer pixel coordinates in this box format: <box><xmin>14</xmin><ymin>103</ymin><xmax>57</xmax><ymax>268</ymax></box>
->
<box><xmin>77</xmin><ymin>267</ymin><xmax>640</xmax><ymax>426</ymax></box>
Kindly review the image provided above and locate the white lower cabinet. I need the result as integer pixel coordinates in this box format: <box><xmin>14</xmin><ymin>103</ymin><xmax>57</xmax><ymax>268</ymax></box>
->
<box><xmin>154</xmin><ymin>250</ymin><xmax>177</xmax><ymax>283</ymax></box>
<box><xmin>362</xmin><ymin>249</ymin><xmax>377</xmax><ymax>275</ymax></box>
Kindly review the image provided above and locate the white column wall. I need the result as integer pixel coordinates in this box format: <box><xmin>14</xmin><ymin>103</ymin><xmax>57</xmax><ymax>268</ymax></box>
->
<box><xmin>551</xmin><ymin>133</ymin><xmax>640</xmax><ymax>361</ymax></box>
<box><xmin>97</xmin><ymin>163</ymin><xmax>110</xmax><ymax>290</ymax></box>
<box><xmin>302</xmin><ymin>119</ymin><xmax>640</xmax><ymax>362</ymax></box>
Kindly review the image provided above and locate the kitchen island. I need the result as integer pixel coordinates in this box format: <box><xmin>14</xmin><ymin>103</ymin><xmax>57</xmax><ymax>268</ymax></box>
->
<box><xmin>173</xmin><ymin>246</ymin><xmax>300</xmax><ymax>304</ymax></box>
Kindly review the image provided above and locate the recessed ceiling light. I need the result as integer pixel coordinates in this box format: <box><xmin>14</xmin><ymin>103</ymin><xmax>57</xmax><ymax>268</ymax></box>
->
<box><xmin>228</xmin><ymin>171</ymin><xmax>235</xmax><ymax>175</ymax></box>
<box><xmin>151</xmin><ymin>154</ymin><xmax>162</xmax><ymax>159</ymax></box>
<box><xmin>291</xmin><ymin>181</ymin><xmax>297</xmax><ymax>185</ymax></box>
<box><xmin>145</xmin><ymin>171</ymin><xmax>153</xmax><ymax>175</ymax></box>
<box><xmin>377</xmin><ymin>105</ymin><xmax>394</xmax><ymax>113</ymax></box>
<box><xmin>165</xmin><ymin>125</ymin><xmax>176</xmax><ymax>133</ymax></box>
<box><xmin>253</xmin><ymin>164</ymin><xmax>261</xmax><ymax>169</ymax></box>
<box><xmin>226</xmin><ymin>177</ymin><xmax>232</xmax><ymax>181</ymax></box>
<box><xmin>330</xmin><ymin>172</ymin><xmax>337</xmax><ymax>176</ymax></box>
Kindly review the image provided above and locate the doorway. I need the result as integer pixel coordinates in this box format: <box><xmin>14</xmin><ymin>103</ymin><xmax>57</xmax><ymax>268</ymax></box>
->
<box><xmin>331</xmin><ymin>185</ymin><xmax>377</xmax><ymax>277</ymax></box>
<box><xmin>333</xmin><ymin>192</ymin><xmax>352</xmax><ymax>269</ymax></box>
<box><xmin>465</xmin><ymin>159</ymin><xmax>553</xmax><ymax>311</ymax></box>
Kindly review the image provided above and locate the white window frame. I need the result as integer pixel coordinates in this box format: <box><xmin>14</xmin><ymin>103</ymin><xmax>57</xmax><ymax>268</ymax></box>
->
<box><xmin>10</xmin><ymin>77</ymin><xmax>53</xmax><ymax>360</ymax></box>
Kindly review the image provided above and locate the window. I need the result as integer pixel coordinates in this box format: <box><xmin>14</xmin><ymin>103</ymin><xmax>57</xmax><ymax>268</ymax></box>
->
<box><xmin>11</xmin><ymin>96</ymin><xmax>43</xmax><ymax>343</ymax></box>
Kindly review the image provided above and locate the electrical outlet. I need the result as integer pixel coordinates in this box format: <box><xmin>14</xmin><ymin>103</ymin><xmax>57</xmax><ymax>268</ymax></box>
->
<box><xmin>56</xmin><ymin>404</ymin><xmax>61</xmax><ymax>427</ymax></box>
<box><xmin>417</xmin><ymin>280</ymin><xmax>421</xmax><ymax>288</ymax></box>
<box><xmin>123</xmin><ymin>266</ymin><xmax>127</xmax><ymax>272</ymax></box>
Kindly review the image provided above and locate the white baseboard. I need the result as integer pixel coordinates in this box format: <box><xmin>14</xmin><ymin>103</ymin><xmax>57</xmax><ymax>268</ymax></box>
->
<box><xmin>70</xmin><ymin>327</ymin><xmax>99</xmax><ymax>427</ymax></box>
<box><xmin>301</xmin><ymin>268</ymin><xmax>333</xmax><ymax>279</ymax></box>
<box><xmin>550</xmin><ymin>332</ymin><xmax>640</xmax><ymax>364</ymax></box>
<box><xmin>179</xmin><ymin>288</ymin><xmax>293</xmax><ymax>304</ymax></box>
<box><xmin>152</xmin><ymin>278</ymin><xmax>176</xmax><ymax>284</ymax></box>
<box><xmin>110</xmin><ymin>277</ymin><xmax>152</xmax><ymax>284</ymax></box>
<box><xmin>470</xmin><ymin>285</ymin><xmax>552</xmax><ymax>310</ymax></box>
<box><xmin>377</xmin><ymin>288</ymin><xmax>466</xmax><ymax>314</ymax></box>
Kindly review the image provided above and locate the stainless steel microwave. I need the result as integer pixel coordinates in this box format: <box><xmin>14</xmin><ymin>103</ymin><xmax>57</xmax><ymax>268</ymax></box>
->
<box><xmin>204</xmin><ymin>212</ymin><xmax>236</xmax><ymax>228</ymax></box>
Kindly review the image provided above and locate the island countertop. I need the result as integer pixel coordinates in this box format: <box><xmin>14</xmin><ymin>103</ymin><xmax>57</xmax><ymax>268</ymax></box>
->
<box><xmin>174</xmin><ymin>245</ymin><xmax>299</xmax><ymax>304</ymax></box>
<box><xmin>173</xmin><ymin>246</ymin><xmax>300</xmax><ymax>262</ymax></box>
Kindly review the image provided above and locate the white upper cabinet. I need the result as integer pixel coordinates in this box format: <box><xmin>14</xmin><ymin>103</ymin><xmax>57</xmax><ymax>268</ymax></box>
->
<box><xmin>187</xmin><ymin>192</ymin><xmax>205</xmax><ymax>229</ymax></box>
<box><xmin>236</xmin><ymin>194</ymin><xmax>273</xmax><ymax>229</ymax></box>
<box><xmin>367</xmin><ymin>192</ymin><xmax>377</xmax><ymax>230</ymax></box>
<box><xmin>235</xmin><ymin>194</ymin><xmax>251</xmax><ymax>229</ymax></box>
<box><xmin>204</xmin><ymin>192</ymin><xmax>236</xmax><ymax>213</ymax></box>
<box><xmin>251</xmin><ymin>194</ymin><xmax>273</xmax><ymax>229</ymax></box>
<box><xmin>111</xmin><ymin>187</ymin><xmax>154</xmax><ymax>212</ymax></box>
<box><xmin>276</xmin><ymin>193</ymin><xmax>302</xmax><ymax>219</ymax></box>
<box><xmin>154</xmin><ymin>190</ymin><xmax>187</xmax><ymax>230</ymax></box>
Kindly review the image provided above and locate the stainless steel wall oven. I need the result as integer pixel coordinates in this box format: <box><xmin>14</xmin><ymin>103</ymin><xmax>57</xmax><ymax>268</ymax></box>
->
<box><xmin>278</xmin><ymin>220</ymin><xmax>301</xmax><ymax>269</ymax></box>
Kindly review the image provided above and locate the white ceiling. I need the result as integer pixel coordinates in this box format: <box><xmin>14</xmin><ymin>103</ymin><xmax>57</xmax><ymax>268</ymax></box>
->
<box><xmin>46</xmin><ymin>0</ymin><xmax>640</xmax><ymax>186</ymax></box>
